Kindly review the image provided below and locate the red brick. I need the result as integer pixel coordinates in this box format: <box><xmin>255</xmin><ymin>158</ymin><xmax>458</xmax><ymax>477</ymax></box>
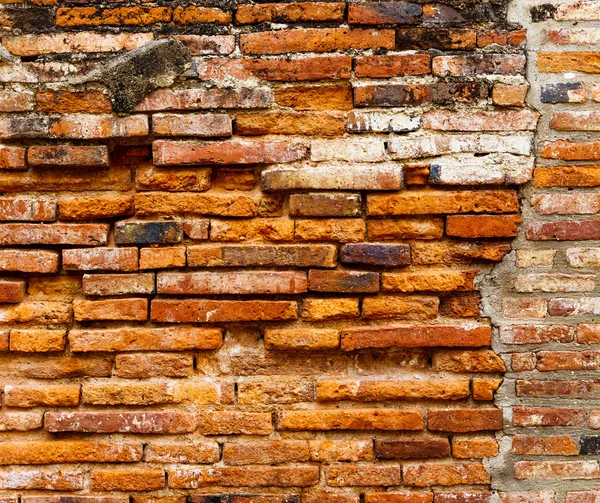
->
<box><xmin>236</xmin><ymin>3</ymin><xmax>345</xmax><ymax>24</ymax></box>
<box><xmin>90</xmin><ymin>470</ymin><xmax>165</xmax><ymax>491</ymax></box>
<box><xmin>168</xmin><ymin>466</ymin><xmax>318</xmax><ymax>488</ymax></box>
<box><xmin>512</xmin><ymin>435</ymin><xmax>578</xmax><ymax>456</ymax></box>
<box><xmin>277</xmin><ymin>409</ymin><xmax>424</xmax><ymax>431</ymax></box>
<box><xmin>513</xmin><ymin>407</ymin><xmax>586</xmax><ymax>427</ymax></box>
<box><xmin>0</xmin><ymin>223</ymin><xmax>108</xmax><ymax>245</ymax></box>
<box><xmin>447</xmin><ymin>215</ymin><xmax>521</xmax><ymax>238</ymax></box>
<box><xmin>35</xmin><ymin>91</ymin><xmax>112</xmax><ymax>113</ymax></box>
<box><xmin>348</xmin><ymin>2</ymin><xmax>421</xmax><ymax>24</ymax></box>
<box><xmin>375</xmin><ymin>438</ymin><xmax>450</xmax><ymax>459</ymax></box>
<box><xmin>63</xmin><ymin>248</ymin><xmax>138</xmax><ymax>271</ymax></box>
<box><xmin>153</xmin><ymin>140</ymin><xmax>306</xmax><ymax>166</ymax></box>
<box><xmin>157</xmin><ymin>271</ymin><xmax>306</xmax><ymax>295</ymax></box>
<box><xmin>27</xmin><ymin>146</ymin><xmax>108</xmax><ymax>167</ymax></box>
<box><xmin>355</xmin><ymin>55</ymin><xmax>431</xmax><ymax>77</ymax></box>
<box><xmin>403</xmin><ymin>462</ymin><xmax>490</xmax><ymax>486</ymax></box>
<box><xmin>428</xmin><ymin>409</ymin><xmax>503</xmax><ymax>432</ymax></box>
<box><xmin>0</xmin><ymin>280</ymin><xmax>25</xmax><ymax>303</ymax></box>
<box><xmin>69</xmin><ymin>327</ymin><xmax>222</xmax><ymax>352</ymax></box>
<box><xmin>73</xmin><ymin>298</ymin><xmax>148</xmax><ymax>321</ymax></box>
<box><xmin>514</xmin><ymin>461</ymin><xmax>600</xmax><ymax>480</ymax></box>
<box><xmin>82</xmin><ymin>273</ymin><xmax>155</xmax><ymax>296</ymax></box>
<box><xmin>0</xmin><ymin>147</ymin><xmax>26</xmax><ymax>170</ymax></box>
<box><xmin>341</xmin><ymin>325</ymin><xmax>491</xmax><ymax>350</ymax></box>
<box><xmin>151</xmin><ymin>299</ymin><xmax>298</xmax><ymax>323</ymax></box>
<box><xmin>45</xmin><ymin>411</ymin><xmax>196</xmax><ymax>433</ymax></box>
<box><xmin>240</xmin><ymin>28</ymin><xmax>395</xmax><ymax>55</ymax></box>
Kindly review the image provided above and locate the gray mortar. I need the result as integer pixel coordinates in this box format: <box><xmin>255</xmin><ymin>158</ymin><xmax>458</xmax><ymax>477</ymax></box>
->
<box><xmin>71</xmin><ymin>39</ymin><xmax>192</xmax><ymax>114</ymax></box>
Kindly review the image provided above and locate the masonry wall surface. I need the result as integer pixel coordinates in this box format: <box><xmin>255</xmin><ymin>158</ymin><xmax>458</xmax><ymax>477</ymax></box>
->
<box><xmin>0</xmin><ymin>0</ymin><xmax>586</xmax><ymax>501</ymax></box>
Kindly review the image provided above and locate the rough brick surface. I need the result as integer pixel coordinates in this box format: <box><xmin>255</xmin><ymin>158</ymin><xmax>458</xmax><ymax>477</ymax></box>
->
<box><xmin>0</xmin><ymin>0</ymin><xmax>556</xmax><ymax>501</ymax></box>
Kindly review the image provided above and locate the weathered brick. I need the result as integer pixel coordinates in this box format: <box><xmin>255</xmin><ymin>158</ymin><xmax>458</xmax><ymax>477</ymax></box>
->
<box><xmin>70</xmin><ymin>327</ymin><xmax>221</xmax><ymax>352</ymax></box>
<box><xmin>82</xmin><ymin>273</ymin><xmax>155</xmax><ymax>296</ymax></box>
<box><xmin>0</xmin><ymin>147</ymin><xmax>27</xmax><ymax>171</ymax></box>
<box><xmin>429</xmin><ymin>409</ymin><xmax>502</xmax><ymax>432</ymax></box>
<box><xmin>513</xmin><ymin>407</ymin><xmax>586</xmax><ymax>427</ymax></box>
<box><xmin>240</xmin><ymin>28</ymin><xmax>395</xmax><ymax>55</ymax></box>
<box><xmin>403</xmin><ymin>462</ymin><xmax>490</xmax><ymax>486</ymax></box>
<box><xmin>59</xmin><ymin>195</ymin><xmax>134</xmax><ymax>220</ymax></box>
<box><xmin>328</xmin><ymin>464</ymin><xmax>401</xmax><ymax>486</ymax></box>
<box><xmin>354</xmin><ymin>55</ymin><xmax>431</xmax><ymax>78</ymax></box>
<box><xmin>135</xmin><ymin>193</ymin><xmax>256</xmax><ymax>217</ymax></box>
<box><xmin>424</xmin><ymin>110</ymin><xmax>538</xmax><ymax>131</ymax></box>
<box><xmin>397</xmin><ymin>28</ymin><xmax>476</xmax><ymax>49</ymax></box>
<box><xmin>0</xmin><ymin>223</ymin><xmax>108</xmax><ymax>246</ymax></box>
<box><xmin>0</xmin><ymin>280</ymin><xmax>25</xmax><ymax>304</ymax></box>
<box><xmin>454</xmin><ymin>438</ymin><xmax>499</xmax><ymax>458</ymax></box>
<box><xmin>295</xmin><ymin>219</ymin><xmax>366</xmax><ymax>242</ymax></box>
<box><xmin>262</xmin><ymin>164</ymin><xmax>401</xmax><ymax>191</ymax></box>
<box><xmin>289</xmin><ymin>193</ymin><xmax>361</xmax><ymax>217</ymax></box>
<box><xmin>73</xmin><ymin>298</ymin><xmax>148</xmax><ymax>321</ymax></box>
<box><xmin>90</xmin><ymin>470</ymin><xmax>165</xmax><ymax>491</ymax></box>
<box><xmin>341</xmin><ymin>325</ymin><xmax>491</xmax><ymax>350</ymax></box>
<box><xmin>151</xmin><ymin>299</ymin><xmax>297</xmax><ymax>323</ymax></box>
<box><xmin>152</xmin><ymin>113</ymin><xmax>232</xmax><ymax>137</ymax></box>
<box><xmin>318</xmin><ymin>379</ymin><xmax>469</xmax><ymax>401</ymax></box>
<box><xmin>541</xmin><ymin>140</ymin><xmax>600</xmax><ymax>161</ymax></box>
<box><xmin>432</xmin><ymin>350</ymin><xmax>505</xmax><ymax>373</ymax></box>
<box><xmin>375</xmin><ymin>438</ymin><xmax>450</xmax><ymax>459</ymax></box>
<box><xmin>302</xmin><ymin>298</ymin><xmax>360</xmax><ymax>321</ymax></box>
<box><xmin>36</xmin><ymin>91</ymin><xmax>113</xmax><ymax>113</ymax></box>
<box><xmin>278</xmin><ymin>409</ymin><xmax>423</xmax><ymax>431</ymax></box>
<box><xmin>3</xmin><ymin>32</ymin><xmax>153</xmax><ymax>56</ymax></box>
<box><xmin>10</xmin><ymin>329</ymin><xmax>66</xmax><ymax>352</ymax></box>
<box><xmin>5</xmin><ymin>385</ymin><xmax>80</xmax><ymax>408</ymax></box>
<box><xmin>169</xmin><ymin>466</ymin><xmax>318</xmax><ymax>488</ymax></box>
<box><xmin>308</xmin><ymin>270</ymin><xmax>379</xmax><ymax>293</ymax></box>
<box><xmin>389</xmin><ymin>134</ymin><xmax>532</xmax><ymax>159</ymax></box>
<box><xmin>447</xmin><ymin>215</ymin><xmax>522</xmax><ymax>238</ymax></box>
<box><xmin>347</xmin><ymin>111</ymin><xmax>422</xmax><ymax>133</ymax></box>
<box><xmin>363</xmin><ymin>295</ymin><xmax>439</xmax><ymax>320</ymax></box>
<box><xmin>512</xmin><ymin>435</ymin><xmax>578</xmax><ymax>456</ymax></box>
<box><xmin>527</xmin><ymin>221</ymin><xmax>600</xmax><ymax>241</ymax></box>
<box><xmin>144</xmin><ymin>442</ymin><xmax>219</xmax><ymax>464</ymax></box>
<box><xmin>157</xmin><ymin>271</ymin><xmax>307</xmax><ymax>295</ymax></box>
<box><xmin>514</xmin><ymin>461</ymin><xmax>600</xmax><ymax>480</ymax></box>
<box><xmin>433</xmin><ymin>55</ymin><xmax>525</xmax><ymax>77</ymax></box>
<box><xmin>63</xmin><ymin>248</ymin><xmax>138</xmax><ymax>272</ymax></box>
<box><xmin>56</xmin><ymin>6</ymin><xmax>172</xmax><ymax>26</ymax></box>
<box><xmin>0</xmin><ymin>441</ymin><xmax>142</xmax><ymax>464</ymax></box>
<box><xmin>45</xmin><ymin>411</ymin><xmax>196</xmax><ymax>434</ymax></box>
<box><xmin>368</xmin><ymin>190</ymin><xmax>518</xmax><ymax>215</ymax></box>
<box><xmin>348</xmin><ymin>2</ymin><xmax>421</xmax><ymax>24</ymax></box>
<box><xmin>236</xmin><ymin>3</ymin><xmax>344</xmax><ymax>23</ymax></box>
<box><xmin>382</xmin><ymin>270</ymin><xmax>476</xmax><ymax>292</ymax></box>
<box><xmin>49</xmin><ymin>114</ymin><xmax>148</xmax><ymax>139</ymax></box>
<box><xmin>153</xmin><ymin>140</ymin><xmax>306</xmax><ymax>166</ymax></box>
<box><xmin>28</xmin><ymin>146</ymin><xmax>108</xmax><ymax>168</ymax></box>
<box><xmin>210</xmin><ymin>219</ymin><xmax>294</xmax><ymax>242</ymax></box>
<box><xmin>500</xmin><ymin>325</ymin><xmax>574</xmax><ymax>344</ymax></box>
<box><xmin>187</xmin><ymin>244</ymin><xmax>337</xmax><ymax>268</ymax></box>
<box><xmin>115</xmin><ymin>221</ymin><xmax>183</xmax><ymax>245</ymax></box>
<box><xmin>541</xmin><ymin>83</ymin><xmax>587</xmax><ymax>104</ymax></box>
<box><xmin>264</xmin><ymin>328</ymin><xmax>339</xmax><ymax>351</ymax></box>
<box><xmin>538</xmin><ymin>52</ymin><xmax>600</xmax><ymax>73</ymax></box>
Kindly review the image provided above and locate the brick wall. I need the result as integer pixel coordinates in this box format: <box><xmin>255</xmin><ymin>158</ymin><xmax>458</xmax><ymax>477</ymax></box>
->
<box><xmin>0</xmin><ymin>0</ymin><xmax>590</xmax><ymax>501</ymax></box>
<box><xmin>489</xmin><ymin>1</ymin><xmax>600</xmax><ymax>502</ymax></box>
